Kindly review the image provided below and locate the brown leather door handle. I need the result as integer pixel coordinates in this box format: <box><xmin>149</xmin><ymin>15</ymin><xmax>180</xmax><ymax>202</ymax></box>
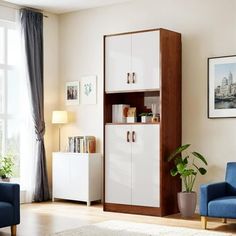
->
<box><xmin>127</xmin><ymin>73</ymin><xmax>130</xmax><ymax>84</ymax></box>
<box><xmin>132</xmin><ymin>131</ymin><xmax>136</xmax><ymax>142</ymax></box>
<box><xmin>127</xmin><ymin>131</ymin><xmax>130</xmax><ymax>142</ymax></box>
<box><xmin>132</xmin><ymin>72</ymin><xmax>135</xmax><ymax>83</ymax></box>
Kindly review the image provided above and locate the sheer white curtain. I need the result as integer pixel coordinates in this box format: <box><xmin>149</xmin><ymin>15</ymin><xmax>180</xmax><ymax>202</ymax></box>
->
<box><xmin>17</xmin><ymin>15</ymin><xmax>36</xmax><ymax>203</ymax></box>
<box><xmin>0</xmin><ymin>6</ymin><xmax>36</xmax><ymax>203</ymax></box>
<box><xmin>18</xmin><ymin>49</ymin><xmax>36</xmax><ymax>203</ymax></box>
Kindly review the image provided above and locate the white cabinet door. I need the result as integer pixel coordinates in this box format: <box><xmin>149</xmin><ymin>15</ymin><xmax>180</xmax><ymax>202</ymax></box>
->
<box><xmin>131</xmin><ymin>31</ymin><xmax>160</xmax><ymax>91</ymax></box>
<box><xmin>53</xmin><ymin>155</ymin><xmax>69</xmax><ymax>199</ymax></box>
<box><xmin>69</xmin><ymin>156</ymin><xmax>88</xmax><ymax>201</ymax></box>
<box><xmin>105</xmin><ymin>35</ymin><xmax>131</xmax><ymax>93</ymax></box>
<box><xmin>105</xmin><ymin>125</ymin><xmax>132</xmax><ymax>204</ymax></box>
<box><xmin>131</xmin><ymin>124</ymin><xmax>160</xmax><ymax>207</ymax></box>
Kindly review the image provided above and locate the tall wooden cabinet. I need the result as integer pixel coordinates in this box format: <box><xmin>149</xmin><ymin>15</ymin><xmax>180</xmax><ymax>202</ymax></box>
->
<box><xmin>103</xmin><ymin>28</ymin><xmax>181</xmax><ymax>216</ymax></box>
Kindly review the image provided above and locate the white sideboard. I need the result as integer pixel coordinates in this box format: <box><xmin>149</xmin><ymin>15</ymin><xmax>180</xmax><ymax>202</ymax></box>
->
<box><xmin>52</xmin><ymin>152</ymin><xmax>102</xmax><ymax>206</ymax></box>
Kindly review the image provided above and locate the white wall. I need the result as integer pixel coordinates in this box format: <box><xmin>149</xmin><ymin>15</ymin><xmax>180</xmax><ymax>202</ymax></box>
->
<box><xmin>44</xmin><ymin>12</ymin><xmax>59</xmax><ymax>190</ymax></box>
<box><xmin>58</xmin><ymin>0</ymin><xmax>236</xmax><ymax>195</ymax></box>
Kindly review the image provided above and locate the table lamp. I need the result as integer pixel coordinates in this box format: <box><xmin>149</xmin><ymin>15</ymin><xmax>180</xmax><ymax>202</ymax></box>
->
<box><xmin>52</xmin><ymin>110</ymin><xmax>68</xmax><ymax>151</ymax></box>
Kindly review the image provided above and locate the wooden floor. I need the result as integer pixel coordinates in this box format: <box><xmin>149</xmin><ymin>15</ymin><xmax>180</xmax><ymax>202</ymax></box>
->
<box><xmin>1</xmin><ymin>201</ymin><xmax>236</xmax><ymax>235</ymax></box>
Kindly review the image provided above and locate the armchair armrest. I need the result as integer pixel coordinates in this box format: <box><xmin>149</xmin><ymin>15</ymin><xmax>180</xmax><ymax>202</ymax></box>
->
<box><xmin>0</xmin><ymin>183</ymin><xmax>20</xmax><ymax>224</ymax></box>
<box><xmin>200</xmin><ymin>182</ymin><xmax>227</xmax><ymax>216</ymax></box>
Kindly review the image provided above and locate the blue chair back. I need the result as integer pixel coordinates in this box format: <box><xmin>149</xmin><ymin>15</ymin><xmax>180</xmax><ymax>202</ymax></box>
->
<box><xmin>225</xmin><ymin>162</ymin><xmax>236</xmax><ymax>195</ymax></box>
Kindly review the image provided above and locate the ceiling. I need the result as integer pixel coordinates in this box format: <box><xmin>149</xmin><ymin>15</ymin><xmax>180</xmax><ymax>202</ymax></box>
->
<box><xmin>3</xmin><ymin>0</ymin><xmax>132</xmax><ymax>14</ymax></box>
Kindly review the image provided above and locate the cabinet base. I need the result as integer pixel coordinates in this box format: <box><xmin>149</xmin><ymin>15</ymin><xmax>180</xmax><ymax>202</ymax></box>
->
<box><xmin>104</xmin><ymin>203</ymin><xmax>162</xmax><ymax>216</ymax></box>
<box><xmin>53</xmin><ymin>198</ymin><xmax>101</xmax><ymax>206</ymax></box>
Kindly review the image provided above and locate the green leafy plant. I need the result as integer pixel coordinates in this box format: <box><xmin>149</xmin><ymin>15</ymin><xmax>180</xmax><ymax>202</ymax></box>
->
<box><xmin>167</xmin><ymin>144</ymin><xmax>207</xmax><ymax>192</ymax></box>
<box><xmin>0</xmin><ymin>154</ymin><xmax>15</xmax><ymax>179</ymax></box>
<box><xmin>139</xmin><ymin>112</ymin><xmax>153</xmax><ymax>116</ymax></box>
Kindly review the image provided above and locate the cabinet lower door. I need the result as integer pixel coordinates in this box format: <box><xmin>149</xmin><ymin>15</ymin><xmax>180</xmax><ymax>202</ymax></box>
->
<box><xmin>105</xmin><ymin>125</ymin><xmax>132</xmax><ymax>205</ymax></box>
<box><xmin>53</xmin><ymin>155</ymin><xmax>69</xmax><ymax>199</ymax></box>
<box><xmin>131</xmin><ymin>124</ymin><xmax>160</xmax><ymax>207</ymax></box>
<box><xmin>69</xmin><ymin>156</ymin><xmax>88</xmax><ymax>201</ymax></box>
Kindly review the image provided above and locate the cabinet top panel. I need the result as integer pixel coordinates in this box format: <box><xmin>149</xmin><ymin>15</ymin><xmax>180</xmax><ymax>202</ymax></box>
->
<box><xmin>104</xmin><ymin>28</ymin><xmax>181</xmax><ymax>38</ymax></box>
<box><xmin>53</xmin><ymin>152</ymin><xmax>101</xmax><ymax>157</ymax></box>
<box><xmin>105</xmin><ymin>122</ymin><xmax>159</xmax><ymax>126</ymax></box>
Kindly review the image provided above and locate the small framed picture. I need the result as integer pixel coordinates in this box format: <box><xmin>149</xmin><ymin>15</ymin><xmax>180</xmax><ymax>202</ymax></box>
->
<box><xmin>66</xmin><ymin>81</ymin><xmax>79</xmax><ymax>105</ymax></box>
<box><xmin>208</xmin><ymin>55</ymin><xmax>236</xmax><ymax>118</ymax></box>
<box><xmin>80</xmin><ymin>75</ymin><xmax>97</xmax><ymax>104</ymax></box>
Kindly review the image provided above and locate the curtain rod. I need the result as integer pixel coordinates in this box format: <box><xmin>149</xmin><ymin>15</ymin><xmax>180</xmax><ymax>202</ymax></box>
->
<box><xmin>0</xmin><ymin>2</ymin><xmax>48</xmax><ymax>18</ymax></box>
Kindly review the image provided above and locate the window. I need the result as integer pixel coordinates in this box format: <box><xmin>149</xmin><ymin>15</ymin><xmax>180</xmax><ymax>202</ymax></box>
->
<box><xmin>0</xmin><ymin>20</ymin><xmax>21</xmax><ymax>177</ymax></box>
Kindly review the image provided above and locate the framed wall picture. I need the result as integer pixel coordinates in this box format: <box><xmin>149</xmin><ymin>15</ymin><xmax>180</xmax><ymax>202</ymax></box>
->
<box><xmin>66</xmin><ymin>81</ymin><xmax>80</xmax><ymax>105</ymax></box>
<box><xmin>208</xmin><ymin>55</ymin><xmax>236</xmax><ymax>118</ymax></box>
<box><xmin>80</xmin><ymin>75</ymin><xmax>97</xmax><ymax>104</ymax></box>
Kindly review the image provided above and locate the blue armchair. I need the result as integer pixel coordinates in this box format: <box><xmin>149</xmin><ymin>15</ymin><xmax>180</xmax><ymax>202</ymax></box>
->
<box><xmin>0</xmin><ymin>183</ymin><xmax>20</xmax><ymax>236</ymax></box>
<box><xmin>200</xmin><ymin>162</ymin><xmax>236</xmax><ymax>229</ymax></box>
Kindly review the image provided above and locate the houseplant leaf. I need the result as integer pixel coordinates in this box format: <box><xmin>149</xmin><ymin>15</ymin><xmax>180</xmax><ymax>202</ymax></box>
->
<box><xmin>198</xmin><ymin>167</ymin><xmax>207</xmax><ymax>175</ymax></box>
<box><xmin>182</xmin><ymin>156</ymin><xmax>189</xmax><ymax>165</ymax></box>
<box><xmin>174</xmin><ymin>156</ymin><xmax>183</xmax><ymax>165</ymax></box>
<box><xmin>192</xmin><ymin>151</ymin><xmax>208</xmax><ymax>165</ymax></box>
<box><xmin>167</xmin><ymin>144</ymin><xmax>190</xmax><ymax>161</ymax></box>
<box><xmin>176</xmin><ymin>162</ymin><xmax>186</xmax><ymax>174</ymax></box>
<box><xmin>170</xmin><ymin>167</ymin><xmax>178</xmax><ymax>176</ymax></box>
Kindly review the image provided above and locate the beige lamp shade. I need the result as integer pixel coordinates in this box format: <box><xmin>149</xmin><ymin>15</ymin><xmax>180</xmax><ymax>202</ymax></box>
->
<box><xmin>52</xmin><ymin>111</ymin><xmax>68</xmax><ymax>124</ymax></box>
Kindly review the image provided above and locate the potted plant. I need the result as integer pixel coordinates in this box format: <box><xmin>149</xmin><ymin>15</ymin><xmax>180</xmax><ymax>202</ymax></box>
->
<box><xmin>139</xmin><ymin>112</ymin><xmax>152</xmax><ymax>123</ymax></box>
<box><xmin>0</xmin><ymin>154</ymin><xmax>15</xmax><ymax>182</ymax></box>
<box><xmin>167</xmin><ymin>144</ymin><xmax>207</xmax><ymax>218</ymax></box>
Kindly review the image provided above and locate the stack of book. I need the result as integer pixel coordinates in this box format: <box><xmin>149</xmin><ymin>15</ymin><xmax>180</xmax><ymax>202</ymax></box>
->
<box><xmin>68</xmin><ymin>136</ymin><xmax>96</xmax><ymax>153</ymax></box>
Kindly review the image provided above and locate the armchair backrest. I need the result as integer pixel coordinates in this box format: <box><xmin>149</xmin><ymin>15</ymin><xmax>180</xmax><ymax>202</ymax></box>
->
<box><xmin>225</xmin><ymin>162</ymin><xmax>236</xmax><ymax>195</ymax></box>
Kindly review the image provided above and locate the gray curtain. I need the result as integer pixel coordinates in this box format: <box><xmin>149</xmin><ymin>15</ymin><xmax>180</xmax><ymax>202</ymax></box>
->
<box><xmin>20</xmin><ymin>9</ymin><xmax>50</xmax><ymax>202</ymax></box>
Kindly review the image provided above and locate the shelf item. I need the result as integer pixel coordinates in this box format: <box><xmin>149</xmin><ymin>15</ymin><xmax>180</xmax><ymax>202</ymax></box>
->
<box><xmin>105</xmin><ymin>31</ymin><xmax>160</xmax><ymax>93</ymax></box>
<box><xmin>141</xmin><ymin>116</ymin><xmax>152</xmax><ymax>123</ymax></box>
<box><xmin>112</xmin><ymin>104</ymin><xmax>129</xmax><ymax>123</ymax></box>
<box><xmin>52</xmin><ymin>152</ymin><xmax>102</xmax><ymax>206</ymax></box>
<box><xmin>126</xmin><ymin>117</ymin><xmax>137</xmax><ymax>123</ymax></box>
<box><xmin>104</xmin><ymin>28</ymin><xmax>181</xmax><ymax>216</ymax></box>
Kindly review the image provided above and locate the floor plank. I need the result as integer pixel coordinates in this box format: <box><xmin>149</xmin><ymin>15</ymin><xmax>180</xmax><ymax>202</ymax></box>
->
<box><xmin>0</xmin><ymin>201</ymin><xmax>236</xmax><ymax>235</ymax></box>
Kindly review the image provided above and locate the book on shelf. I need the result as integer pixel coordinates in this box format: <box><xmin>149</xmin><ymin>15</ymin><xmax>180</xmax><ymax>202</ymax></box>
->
<box><xmin>68</xmin><ymin>137</ymin><xmax>74</xmax><ymax>152</ymax></box>
<box><xmin>68</xmin><ymin>136</ymin><xmax>96</xmax><ymax>153</ymax></box>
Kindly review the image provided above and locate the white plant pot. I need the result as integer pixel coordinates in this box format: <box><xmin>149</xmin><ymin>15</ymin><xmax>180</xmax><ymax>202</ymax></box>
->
<box><xmin>141</xmin><ymin>116</ymin><xmax>152</xmax><ymax>123</ymax></box>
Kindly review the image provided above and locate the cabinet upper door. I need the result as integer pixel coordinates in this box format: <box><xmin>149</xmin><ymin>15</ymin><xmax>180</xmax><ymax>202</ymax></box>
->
<box><xmin>131</xmin><ymin>31</ymin><xmax>160</xmax><ymax>91</ymax></box>
<box><xmin>105</xmin><ymin>34</ymin><xmax>131</xmax><ymax>93</ymax></box>
<box><xmin>131</xmin><ymin>124</ymin><xmax>160</xmax><ymax>207</ymax></box>
<box><xmin>105</xmin><ymin>125</ymin><xmax>132</xmax><ymax>205</ymax></box>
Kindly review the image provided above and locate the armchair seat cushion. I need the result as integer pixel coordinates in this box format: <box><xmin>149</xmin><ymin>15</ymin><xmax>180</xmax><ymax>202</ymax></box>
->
<box><xmin>208</xmin><ymin>196</ymin><xmax>236</xmax><ymax>218</ymax></box>
<box><xmin>0</xmin><ymin>202</ymin><xmax>14</xmax><ymax>228</ymax></box>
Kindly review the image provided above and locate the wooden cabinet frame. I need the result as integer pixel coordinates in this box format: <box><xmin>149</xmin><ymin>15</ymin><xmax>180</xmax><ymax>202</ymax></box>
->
<box><xmin>103</xmin><ymin>28</ymin><xmax>182</xmax><ymax>216</ymax></box>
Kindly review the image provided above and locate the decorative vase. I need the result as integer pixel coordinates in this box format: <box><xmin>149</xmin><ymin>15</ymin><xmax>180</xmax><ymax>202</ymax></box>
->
<box><xmin>177</xmin><ymin>192</ymin><xmax>197</xmax><ymax>218</ymax></box>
